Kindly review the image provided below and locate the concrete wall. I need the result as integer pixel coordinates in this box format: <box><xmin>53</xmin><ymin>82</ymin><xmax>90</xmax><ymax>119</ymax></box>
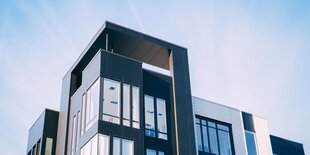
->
<box><xmin>192</xmin><ymin>97</ymin><xmax>248</xmax><ymax>155</ymax></box>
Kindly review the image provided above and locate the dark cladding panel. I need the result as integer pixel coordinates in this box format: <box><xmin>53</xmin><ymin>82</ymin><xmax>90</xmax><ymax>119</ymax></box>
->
<box><xmin>270</xmin><ymin>135</ymin><xmax>305</xmax><ymax>155</ymax></box>
<box><xmin>171</xmin><ymin>48</ymin><xmax>196</xmax><ymax>155</ymax></box>
<box><xmin>41</xmin><ymin>110</ymin><xmax>59</xmax><ymax>155</ymax></box>
<box><xmin>100</xmin><ymin>50</ymin><xmax>142</xmax><ymax>86</ymax></box>
<box><xmin>99</xmin><ymin>50</ymin><xmax>144</xmax><ymax>155</ymax></box>
<box><xmin>143</xmin><ymin>70</ymin><xmax>174</xmax><ymax>154</ymax></box>
<box><xmin>242</xmin><ymin>112</ymin><xmax>255</xmax><ymax>132</ymax></box>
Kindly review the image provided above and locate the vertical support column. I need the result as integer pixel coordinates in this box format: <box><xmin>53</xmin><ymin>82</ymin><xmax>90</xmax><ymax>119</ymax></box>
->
<box><xmin>169</xmin><ymin>48</ymin><xmax>197</xmax><ymax>155</ymax></box>
<box><xmin>105</xmin><ymin>33</ymin><xmax>109</xmax><ymax>51</ymax></box>
<box><xmin>56</xmin><ymin>74</ymin><xmax>72</xmax><ymax>155</ymax></box>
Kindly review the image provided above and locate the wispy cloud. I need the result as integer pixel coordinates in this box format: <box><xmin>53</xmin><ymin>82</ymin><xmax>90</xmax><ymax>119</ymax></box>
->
<box><xmin>127</xmin><ymin>0</ymin><xmax>145</xmax><ymax>32</ymax></box>
<box><xmin>0</xmin><ymin>1</ymin><xmax>309</xmax><ymax>155</ymax></box>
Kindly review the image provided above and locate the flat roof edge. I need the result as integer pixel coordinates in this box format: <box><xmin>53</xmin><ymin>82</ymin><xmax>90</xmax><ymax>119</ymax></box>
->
<box><xmin>62</xmin><ymin>21</ymin><xmax>187</xmax><ymax>80</ymax></box>
<box><xmin>105</xmin><ymin>21</ymin><xmax>187</xmax><ymax>51</ymax></box>
<box><xmin>192</xmin><ymin>96</ymin><xmax>241</xmax><ymax>112</ymax></box>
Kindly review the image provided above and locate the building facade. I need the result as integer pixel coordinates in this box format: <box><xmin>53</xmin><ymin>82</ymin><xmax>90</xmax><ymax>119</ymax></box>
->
<box><xmin>26</xmin><ymin>21</ymin><xmax>305</xmax><ymax>155</ymax></box>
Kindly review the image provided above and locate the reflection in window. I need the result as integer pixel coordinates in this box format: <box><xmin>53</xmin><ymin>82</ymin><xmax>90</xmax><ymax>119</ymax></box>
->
<box><xmin>144</xmin><ymin>95</ymin><xmax>168</xmax><ymax>140</ymax></box>
<box><xmin>123</xmin><ymin>84</ymin><xmax>130</xmax><ymax>127</ymax></box>
<box><xmin>81</xmin><ymin>79</ymin><xmax>100</xmax><ymax>134</ymax></box>
<box><xmin>195</xmin><ymin>118</ymin><xmax>203</xmax><ymax>151</ymax></box>
<box><xmin>71</xmin><ymin>115</ymin><xmax>77</xmax><ymax>155</ymax></box>
<box><xmin>132</xmin><ymin>86</ymin><xmax>140</xmax><ymax>129</ymax></box>
<box><xmin>209</xmin><ymin>127</ymin><xmax>219</xmax><ymax>154</ymax></box>
<box><xmin>156</xmin><ymin>98</ymin><xmax>167</xmax><ymax>140</ymax></box>
<box><xmin>219</xmin><ymin>130</ymin><xmax>232</xmax><ymax>155</ymax></box>
<box><xmin>146</xmin><ymin>149</ymin><xmax>165</xmax><ymax>155</ymax></box>
<box><xmin>80</xmin><ymin>134</ymin><xmax>109</xmax><ymax>155</ymax></box>
<box><xmin>145</xmin><ymin>95</ymin><xmax>155</xmax><ymax>137</ymax></box>
<box><xmin>103</xmin><ymin>78</ymin><xmax>120</xmax><ymax>124</ymax></box>
<box><xmin>81</xmin><ymin>94</ymin><xmax>86</xmax><ymax>136</ymax></box>
<box><xmin>245</xmin><ymin>130</ymin><xmax>258</xmax><ymax>155</ymax></box>
<box><xmin>195</xmin><ymin>116</ymin><xmax>233</xmax><ymax>155</ymax></box>
<box><xmin>113</xmin><ymin>137</ymin><xmax>134</xmax><ymax>155</ymax></box>
<box><xmin>146</xmin><ymin>149</ymin><xmax>156</xmax><ymax>155</ymax></box>
<box><xmin>45</xmin><ymin>137</ymin><xmax>53</xmax><ymax>155</ymax></box>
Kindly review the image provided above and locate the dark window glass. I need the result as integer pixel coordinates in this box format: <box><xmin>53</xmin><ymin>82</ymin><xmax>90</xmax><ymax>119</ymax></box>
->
<box><xmin>195</xmin><ymin>116</ymin><xmax>234</xmax><ymax>155</ymax></box>
<box><xmin>245</xmin><ymin>131</ymin><xmax>258</xmax><ymax>155</ymax></box>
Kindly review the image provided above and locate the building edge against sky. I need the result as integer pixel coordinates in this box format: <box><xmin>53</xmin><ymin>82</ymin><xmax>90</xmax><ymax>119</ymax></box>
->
<box><xmin>26</xmin><ymin>21</ymin><xmax>305</xmax><ymax>155</ymax></box>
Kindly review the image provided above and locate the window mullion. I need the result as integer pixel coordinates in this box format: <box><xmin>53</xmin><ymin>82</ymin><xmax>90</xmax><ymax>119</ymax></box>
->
<box><xmin>215</xmin><ymin>124</ymin><xmax>221</xmax><ymax>155</ymax></box>
<box><xmin>199</xmin><ymin>120</ymin><xmax>205</xmax><ymax>153</ymax></box>
<box><xmin>154</xmin><ymin>97</ymin><xmax>158</xmax><ymax>138</ymax></box>
<box><xmin>130</xmin><ymin>85</ymin><xmax>133</xmax><ymax>127</ymax></box>
<box><xmin>120</xmin><ymin>83</ymin><xmax>123</xmax><ymax>126</ymax></box>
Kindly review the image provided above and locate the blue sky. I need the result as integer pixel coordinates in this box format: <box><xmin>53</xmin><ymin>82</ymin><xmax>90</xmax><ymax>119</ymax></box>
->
<box><xmin>0</xmin><ymin>0</ymin><xmax>309</xmax><ymax>154</ymax></box>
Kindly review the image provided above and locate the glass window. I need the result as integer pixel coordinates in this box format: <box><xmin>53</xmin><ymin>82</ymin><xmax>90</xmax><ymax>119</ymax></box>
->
<box><xmin>195</xmin><ymin>116</ymin><xmax>234</xmax><ymax>155</ymax></box>
<box><xmin>202</xmin><ymin>125</ymin><xmax>209</xmax><ymax>152</ymax></box>
<box><xmin>113</xmin><ymin>137</ymin><xmax>134</xmax><ymax>155</ymax></box>
<box><xmin>71</xmin><ymin>115</ymin><xmax>77</xmax><ymax>155</ymax></box>
<box><xmin>91</xmin><ymin>135</ymin><xmax>98</xmax><ymax>155</ymax></box>
<box><xmin>122</xmin><ymin>139</ymin><xmax>134</xmax><ymax>155</ymax></box>
<box><xmin>132</xmin><ymin>86</ymin><xmax>140</xmax><ymax>129</ymax></box>
<box><xmin>98</xmin><ymin>134</ymin><xmax>110</xmax><ymax>155</ymax></box>
<box><xmin>218</xmin><ymin>130</ymin><xmax>232</xmax><ymax>155</ymax></box>
<box><xmin>158</xmin><ymin>151</ymin><xmax>165</xmax><ymax>155</ymax></box>
<box><xmin>83</xmin><ymin>79</ymin><xmax>100</xmax><ymax>131</ymax></box>
<box><xmin>209</xmin><ymin>127</ymin><xmax>219</xmax><ymax>154</ymax></box>
<box><xmin>146</xmin><ymin>149</ymin><xmax>156</xmax><ymax>155</ymax></box>
<box><xmin>76</xmin><ymin>111</ymin><xmax>80</xmax><ymax>152</ymax></box>
<box><xmin>81</xmin><ymin>94</ymin><xmax>86</xmax><ymax>136</ymax></box>
<box><xmin>103</xmin><ymin>78</ymin><xmax>120</xmax><ymax>124</ymax></box>
<box><xmin>146</xmin><ymin>149</ymin><xmax>164</xmax><ymax>155</ymax></box>
<box><xmin>113</xmin><ymin>138</ymin><xmax>121</xmax><ymax>155</ymax></box>
<box><xmin>245</xmin><ymin>131</ymin><xmax>258</xmax><ymax>155</ymax></box>
<box><xmin>81</xmin><ymin>134</ymin><xmax>110</xmax><ymax>155</ymax></box>
<box><xmin>156</xmin><ymin>98</ymin><xmax>167</xmax><ymax>140</ymax></box>
<box><xmin>36</xmin><ymin>140</ymin><xmax>41</xmax><ymax>155</ymax></box>
<box><xmin>32</xmin><ymin>145</ymin><xmax>37</xmax><ymax>155</ymax></box>
<box><xmin>123</xmin><ymin>84</ymin><xmax>130</xmax><ymax>127</ymax></box>
<box><xmin>145</xmin><ymin>95</ymin><xmax>155</xmax><ymax>137</ymax></box>
<box><xmin>45</xmin><ymin>137</ymin><xmax>53</xmax><ymax>155</ymax></box>
<box><xmin>195</xmin><ymin>122</ymin><xmax>203</xmax><ymax>151</ymax></box>
<box><xmin>144</xmin><ymin>95</ymin><xmax>168</xmax><ymax>140</ymax></box>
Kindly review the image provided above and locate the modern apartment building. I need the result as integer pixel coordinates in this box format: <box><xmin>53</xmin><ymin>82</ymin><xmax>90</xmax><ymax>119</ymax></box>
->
<box><xmin>26</xmin><ymin>21</ymin><xmax>305</xmax><ymax>155</ymax></box>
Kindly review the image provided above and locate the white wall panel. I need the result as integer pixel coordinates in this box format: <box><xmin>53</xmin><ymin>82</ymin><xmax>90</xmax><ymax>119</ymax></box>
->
<box><xmin>192</xmin><ymin>97</ymin><xmax>247</xmax><ymax>155</ymax></box>
<box><xmin>253</xmin><ymin>116</ymin><xmax>273</xmax><ymax>155</ymax></box>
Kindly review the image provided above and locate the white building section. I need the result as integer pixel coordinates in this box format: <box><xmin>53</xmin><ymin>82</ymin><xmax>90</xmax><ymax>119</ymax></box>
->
<box><xmin>192</xmin><ymin>96</ymin><xmax>273</xmax><ymax>155</ymax></box>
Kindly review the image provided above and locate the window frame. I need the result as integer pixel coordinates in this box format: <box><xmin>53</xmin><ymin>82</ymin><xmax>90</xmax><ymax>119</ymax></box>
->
<box><xmin>146</xmin><ymin>148</ymin><xmax>165</xmax><ymax>155</ymax></box>
<box><xmin>81</xmin><ymin>78</ymin><xmax>100</xmax><ymax>135</ymax></box>
<box><xmin>112</xmin><ymin>137</ymin><xmax>134</xmax><ymax>155</ymax></box>
<box><xmin>245</xmin><ymin>130</ymin><xmax>258</xmax><ymax>155</ymax></box>
<box><xmin>102</xmin><ymin>78</ymin><xmax>121</xmax><ymax>124</ymax></box>
<box><xmin>195</xmin><ymin>115</ymin><xmax>235</xmax><ymax>155</ymax></box>
<box><xmin>144</xmin><ymin>94</ymin><xmax>168</xmax><ymax>140</ymax></box>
